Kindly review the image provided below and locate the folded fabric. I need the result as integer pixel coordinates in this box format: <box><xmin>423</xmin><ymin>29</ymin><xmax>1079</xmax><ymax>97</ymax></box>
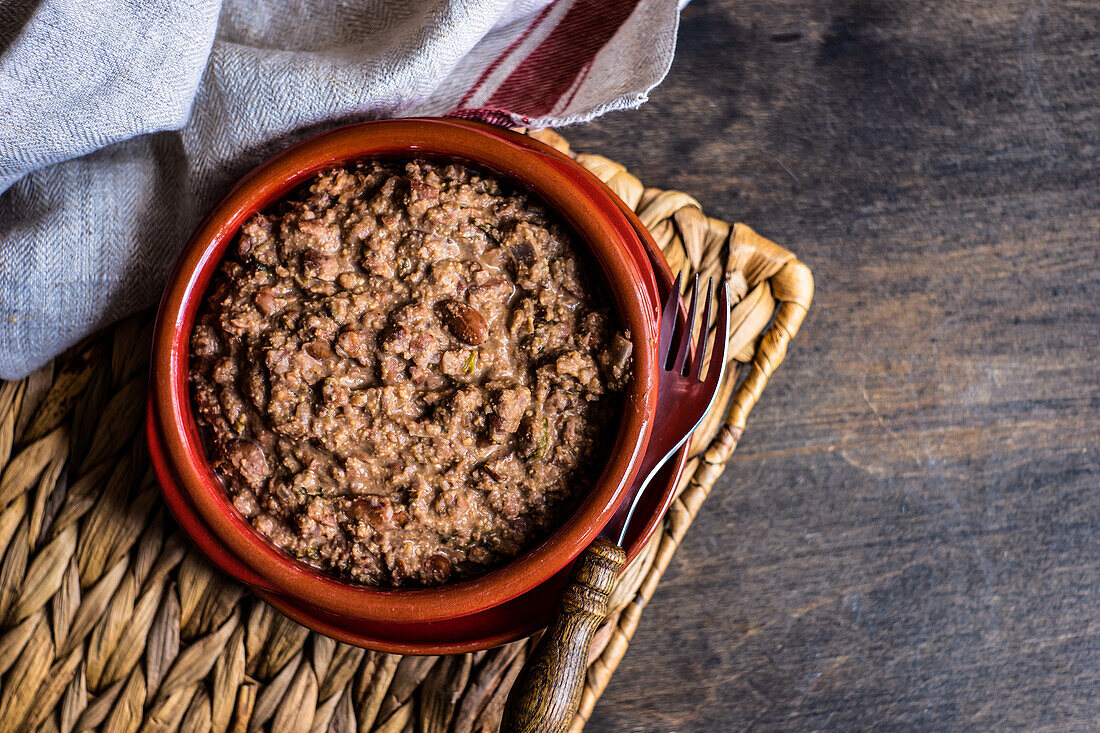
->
<box><xmin>0</xmin><ymin>0</ymin><xmax>681</xmax><ymax>379</ymax></box>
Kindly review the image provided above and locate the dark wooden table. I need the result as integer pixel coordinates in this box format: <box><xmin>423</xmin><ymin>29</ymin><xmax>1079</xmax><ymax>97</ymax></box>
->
<box><xmin>568</xmin><ymin>0</ymin><xmax>1100</xmax><ymax>729</ymax></box>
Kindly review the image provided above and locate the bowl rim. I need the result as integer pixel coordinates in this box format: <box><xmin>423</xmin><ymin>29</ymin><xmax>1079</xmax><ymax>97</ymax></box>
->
<box><xmin>150</xmin><ymin>118</ymin><xmax>660</xmax><ymax>623</ymax></box>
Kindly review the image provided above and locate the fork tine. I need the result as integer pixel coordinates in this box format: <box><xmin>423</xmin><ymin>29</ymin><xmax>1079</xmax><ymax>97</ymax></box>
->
<box><xmin>660</xmin><ymin>271</ymin><xmax>683</xmax><ymax>369</ymax></box>
<box><xmin>691</xmin><ymin>277</ymin><xmax>714</xmax><ymax>380</ymax></box>
<box><xmin>703</xmin><ymin>282</ymin><xmax>731</xmax><ymax>387</ymax></box>
<box><xmin>672</xmin><ymin>274</ymin><xmax>700</xmax><ymax>375</ymax></box>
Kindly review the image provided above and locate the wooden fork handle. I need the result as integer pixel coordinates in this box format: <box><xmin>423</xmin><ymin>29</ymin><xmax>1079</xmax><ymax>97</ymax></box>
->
<box><xmin>501</xmin><ymin>538</ymin><xmax>626</xmax><ymax>733</ymax></box>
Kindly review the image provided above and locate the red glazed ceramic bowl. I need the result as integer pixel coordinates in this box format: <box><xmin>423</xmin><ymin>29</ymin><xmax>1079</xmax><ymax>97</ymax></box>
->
<box><xmin>146</xmin><ymin>235</ymin><xmax>686</xmax><ymax>654</ymax></box>
<box><xmin>149</xmin><ymin>118</ymin><xmax>661</xmax><ymax>627</ymax></box>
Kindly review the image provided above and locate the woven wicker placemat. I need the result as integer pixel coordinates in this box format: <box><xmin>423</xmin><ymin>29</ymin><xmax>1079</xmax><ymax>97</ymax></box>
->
<box><xmin>0</xmin><ymin>129</ymin><xmax>812</xmax><ymax>733</ymax></box>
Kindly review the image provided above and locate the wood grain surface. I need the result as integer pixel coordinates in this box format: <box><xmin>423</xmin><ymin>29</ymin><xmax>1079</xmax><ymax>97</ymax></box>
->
<box><xmin>568</xmin><ymin>0</ymin><xmax>1100</xmax><ymax>730</ymax></box>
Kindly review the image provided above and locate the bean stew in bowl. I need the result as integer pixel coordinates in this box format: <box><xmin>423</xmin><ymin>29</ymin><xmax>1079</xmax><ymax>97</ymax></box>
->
<box><xmin>190</xmin><ymin>159</ymin><xmax>633</xmax><ymax>587</ymax></box>
<box><xmin>149</xmin><ymin>118</ymin><xmax>660</xmax><ymax>628</ymax></box>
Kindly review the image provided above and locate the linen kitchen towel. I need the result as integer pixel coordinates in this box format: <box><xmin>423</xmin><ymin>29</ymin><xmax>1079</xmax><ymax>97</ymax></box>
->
<box><xmin>0</xmin><ymin>0</ymin><xmax>681</xmax><ymax>378</ymax></box>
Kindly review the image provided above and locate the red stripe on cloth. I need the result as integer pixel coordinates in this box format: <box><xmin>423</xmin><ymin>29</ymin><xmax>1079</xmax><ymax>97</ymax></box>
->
<box><xmin>485</xmin><ymin>0</ymin><xmax>642</xmax><ymax>118</ymax></box>
<box><xmin>456</xmin><ymin>3</ymin><xmax>556</xmax><ymax>109</ymax></box>
<box><xmin>558</xmin><ymin>58</ymin><xmax>594</xmax><ymax>112</ymax></box>
<box><xmin>445</xmin><ymin>108</ymin><xmax>521</xmax><ymax>127</ymax></box>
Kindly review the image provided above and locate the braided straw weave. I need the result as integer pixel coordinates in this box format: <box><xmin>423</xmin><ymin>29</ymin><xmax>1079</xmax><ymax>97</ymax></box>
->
<box><xmin>0</xmin><ymin>129</ymin><xmax>812</xmax><ymax>733</ymax></box>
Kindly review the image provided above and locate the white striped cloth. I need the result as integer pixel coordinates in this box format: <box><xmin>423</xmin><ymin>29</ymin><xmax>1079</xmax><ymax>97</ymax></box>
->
<box><xmin>0</xmin><ymin>0</ymin><xmax>682</xmax><ymax>379</ymax></box>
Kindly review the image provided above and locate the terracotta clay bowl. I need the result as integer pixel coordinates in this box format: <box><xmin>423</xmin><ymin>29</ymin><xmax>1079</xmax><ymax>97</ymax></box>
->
<box><xmin>146</xmin><ymin>206</ymin><xmax>686</xmax><ymax>654</ymax></box>
<box><xmin>149</xmin><ymin>118</ymin><xmax>661</xmax><ymax>627</ymax></box>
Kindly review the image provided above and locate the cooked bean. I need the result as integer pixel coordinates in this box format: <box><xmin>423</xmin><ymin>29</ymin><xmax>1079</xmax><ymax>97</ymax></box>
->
<box><xmin>437</xmin><ymin>300</ymin><xmax>489</xmax><ymax>345</ymax></box>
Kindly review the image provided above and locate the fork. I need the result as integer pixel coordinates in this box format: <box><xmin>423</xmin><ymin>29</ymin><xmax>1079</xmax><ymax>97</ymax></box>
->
<box><xmin>502</xmin><ymin>272</ymin><xmax>731</xmax><ymax>733</ymax></box>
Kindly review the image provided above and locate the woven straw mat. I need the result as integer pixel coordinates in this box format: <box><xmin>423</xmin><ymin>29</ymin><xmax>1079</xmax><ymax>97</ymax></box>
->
<box><xmin>0</xmin><ymin>128</ymin><xmax>813</xmax><ymax>733</ymax></box>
